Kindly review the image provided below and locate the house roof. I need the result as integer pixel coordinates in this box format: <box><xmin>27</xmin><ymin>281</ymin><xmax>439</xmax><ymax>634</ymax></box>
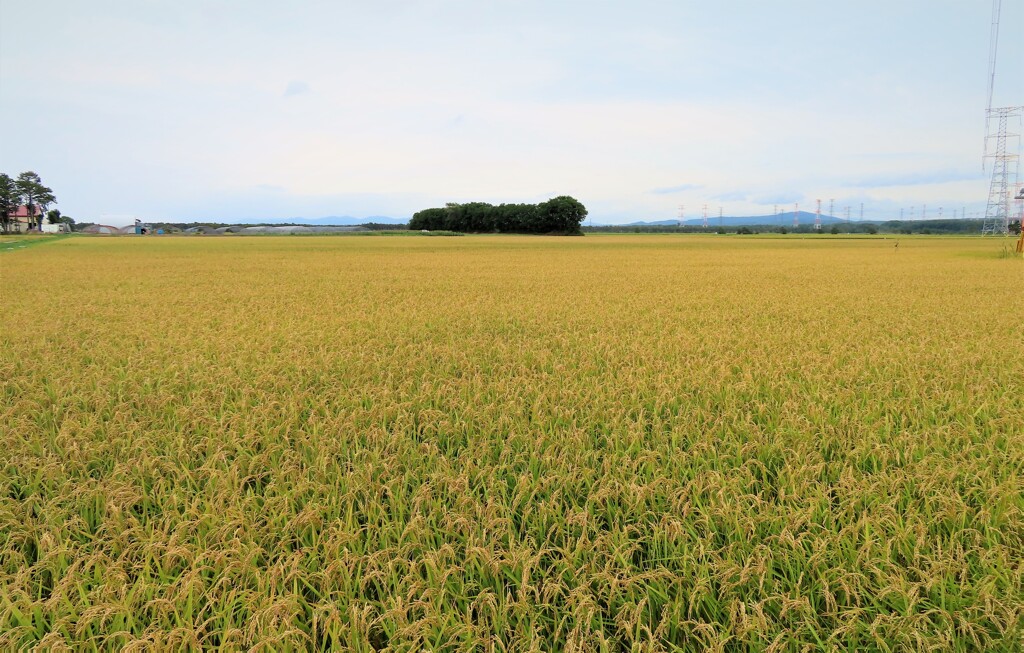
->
<box><xmin>10</xmin><ymin>205</ymin><xmax>42</xmax><ymax>218</ymax></box>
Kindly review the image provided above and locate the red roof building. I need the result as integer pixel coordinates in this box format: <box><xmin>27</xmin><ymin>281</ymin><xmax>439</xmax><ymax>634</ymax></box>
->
<box><xmin>6</xmin><ymin>205</ymin><xmax>42</xmax><ymax>233</ymax></box>
<box><xmin>11</xmin><ymin>205</ymin><xmax>40</xmax><ymax>218</ymax></box>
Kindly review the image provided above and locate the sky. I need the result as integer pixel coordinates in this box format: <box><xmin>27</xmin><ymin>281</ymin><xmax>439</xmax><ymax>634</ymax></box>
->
<box><xmin>1</xmin><ymin>0</ymin><xmax>1022</xmax><ymax>226</ymax></box>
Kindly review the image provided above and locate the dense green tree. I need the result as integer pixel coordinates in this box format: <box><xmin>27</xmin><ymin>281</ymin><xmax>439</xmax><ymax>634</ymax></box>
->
<box><xmin>15</xmin><ymin>171</ymin><xmax>56</xmax><ymax>230</ymax></box>
<box><xmin>495</xmin><ymin>203</ymin><xmax>536</xmax><ymax>233</ymax></box>
<box><xmin>410</xmin><ymin>197</ymin><xmax>586</xmax><ymax>234</ymax></box>
<box><xmin>15</xmin><ymin>171</ymin><xmax>43</xmax><ymax>229</ymax></box>
<box><xmin>448</xmin><ymin>202</ymin><xmax>497</xmax><ymax>232</ymax></box>
<box><xmin>408</xmin><ymin>207</ymin><xmax>447</xmax><ymax>230</ymax></box>
<box><xmin>536</xmin><ymin>196</ymin><xmax>587</xmax><ymax>234</ymax></box>
<box><xmin>0</xmin><ymin>173</ymin><xmax>16</xmax><ymax>233</ymax></box>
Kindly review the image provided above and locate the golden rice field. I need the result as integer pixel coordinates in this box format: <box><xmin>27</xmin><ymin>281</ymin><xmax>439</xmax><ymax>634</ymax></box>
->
<box><xmin>1</xmin><ymin>234</ymin><xmax>1022</xmax><ymax>651</ymax></box>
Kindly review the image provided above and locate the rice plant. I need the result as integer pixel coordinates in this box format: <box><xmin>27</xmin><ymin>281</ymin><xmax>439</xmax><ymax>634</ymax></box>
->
<box><xmin>1</xmin><ymin>235</ymin><xmax>1021</xmax><ymax>651</ymax></box>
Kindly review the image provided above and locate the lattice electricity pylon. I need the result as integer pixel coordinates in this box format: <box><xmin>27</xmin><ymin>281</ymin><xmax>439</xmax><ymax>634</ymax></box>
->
<box><xmin>982</xmin><ymin>106</ymin><xmax>1022</xmax><ymax>235</ymax></box>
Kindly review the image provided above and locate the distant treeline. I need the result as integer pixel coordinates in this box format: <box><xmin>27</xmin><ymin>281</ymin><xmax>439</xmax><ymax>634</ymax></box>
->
<box><xmin>408</xmin><ymin>196</ymin><xmax>587</xmax><ymax>234</ymax></box>
<box><xmin>70</xmin><ymin>221</ymin><xmax>409</xmax><ymax>233</ymax></box>
<box><xmin>582</xmin><ymin>218</ymin><xmax>1018</xmax><ymax>236</ymax></box>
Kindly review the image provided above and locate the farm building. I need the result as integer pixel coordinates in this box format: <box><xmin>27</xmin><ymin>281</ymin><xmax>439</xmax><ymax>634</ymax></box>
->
<box><xmin>5</xmin><ymin>205</ymin><xmax>43</xmax><ymax>232</ymax></box>
<box><xmin>81</xmin><ymin>224</ymin><xmax>119</xmax><ymax>235</ymax></box>
<box><xmin>117</xmin><ymin>223</ymin><xmax>154</xmax><ymax>235</ymax></box>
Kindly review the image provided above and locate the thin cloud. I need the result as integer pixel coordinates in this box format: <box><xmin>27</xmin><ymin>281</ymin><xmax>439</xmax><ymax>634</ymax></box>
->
<box><xmin>845</xmin><ymin>170</ymin><xmax>983</xmax><ymax>189</ymax></box>
<box><xmin>711</xmin><ymin>190</ymin><xmax>746</xmax><ymax>201</ymax></box>
<box><xmin>753</xmin><ymin>192</ymin><xmax>804</xmax><ymax>205</ymax></box>
<box><xmin>283</xmin><ymin>80</ymin><xmax>311</xmax><ymax>97</ymax></box>
<box><xmin>649</xmin><ymin>183</ymin><xmax>702</xmax><ymax>195</ymax></box>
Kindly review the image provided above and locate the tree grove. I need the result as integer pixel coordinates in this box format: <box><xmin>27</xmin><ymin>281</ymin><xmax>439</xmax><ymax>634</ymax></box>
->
<box><xmin>408</xmin><ymin>196</ymin><xmax>587</xmax><ymax>234</ymax></box>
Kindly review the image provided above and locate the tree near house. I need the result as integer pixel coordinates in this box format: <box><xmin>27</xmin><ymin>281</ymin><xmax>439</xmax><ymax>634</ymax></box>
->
<box><xmin>0</xmin><ymin>173</ymin><xmax>16</xmax><ymax>233</ymax></box>
<box><xmin>15</xmin><ymin>171</ymin><xmax>42</xmax><ymax>229</ymax></box>
<box><xmin>15</xmin><ymin>171</ymin><xmax>56</xmax><ymax>230</ymax></box>
<box><xmin>35</xmin><ymin>188</ymin><xmax>56</xmax><ymax>228</ymax></box>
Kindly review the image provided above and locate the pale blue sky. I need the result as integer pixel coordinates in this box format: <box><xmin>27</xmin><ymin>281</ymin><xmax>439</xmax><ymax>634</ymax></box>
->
<box><xmin>1</xmin><ymin>0</ymin><xmax>1021</xmax><ymax>225</ymax></box>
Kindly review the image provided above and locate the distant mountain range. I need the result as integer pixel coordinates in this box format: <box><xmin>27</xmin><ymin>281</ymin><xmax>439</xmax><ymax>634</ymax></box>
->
<box><xmin>625</xmin><ymin>211</ymin><xmax>848</xmax><ymax>227</ymax></box>
<box><xmin>246</xmin><ymin>215</ymin><xmax>408</xmax><ymax>226</ymax></box>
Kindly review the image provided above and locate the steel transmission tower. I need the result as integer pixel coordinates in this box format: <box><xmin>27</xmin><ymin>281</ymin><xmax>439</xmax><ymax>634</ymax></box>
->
<box><xmin>981</xmin><ymin>1</ymin><xmax>1022</xmax><ymax>235</ymax></box>
<box><xmin>982</xmin><ymin>106</ymin><xmax>1021</xmax><ymax>235</ymax></box>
